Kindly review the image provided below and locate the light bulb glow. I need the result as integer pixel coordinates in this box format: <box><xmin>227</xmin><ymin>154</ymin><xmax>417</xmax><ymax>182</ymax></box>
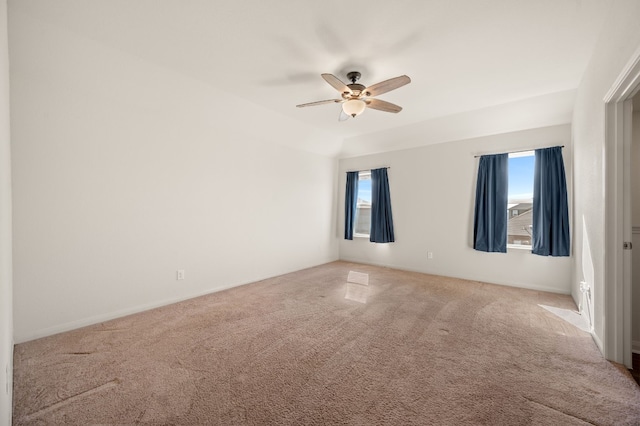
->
<box><xmin>342</xmin><ymin>99</ymin><xmax>366</xmax><ymax>117</ymax></box>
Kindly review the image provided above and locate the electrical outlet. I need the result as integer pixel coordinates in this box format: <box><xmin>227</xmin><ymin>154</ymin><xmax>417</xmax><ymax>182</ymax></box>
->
<box><xmin>428</xmin><ymin>252</ymin><xmax>433</xmax><ymax>259</ymax></box>
<box><xmin>177</xmin><ymin>269</ymin><xmax>185</xmax><ymax>280</ymax></box>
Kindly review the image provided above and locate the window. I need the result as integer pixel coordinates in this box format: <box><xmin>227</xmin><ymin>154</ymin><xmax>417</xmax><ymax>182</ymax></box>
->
<box><xmin>507</xmin><ymin>152</ymin><xmax>534</xmax><ymax>248</ymax></box>
<box><xmin>354</xmin><ymin>171</ymin><xmax>371</xmax><ymax>237</ymax></box>
<box><xmin>474</xmin><ymin>147</ymin><xmax>568</xmax><ymax>255</ymax></box>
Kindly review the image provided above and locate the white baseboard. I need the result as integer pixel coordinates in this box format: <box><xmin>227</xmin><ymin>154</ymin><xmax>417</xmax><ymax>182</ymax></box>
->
<box><xmin>592</xmin><ymin>330</ymin><xmax>604</xmax><ymax>354</ymax></box>
<box><xmin>15</xmin><ymin>257</ymin><xmax>340</xmax><ymax>344</ymax></box>
<box><xmin>15</xmin><ymin>281</ymin><xmax>248</xmax><ymax>344</ymax></box>
<box><xmin>633</xmin><ymin>340</ymin><xmax>640</xmax><ymax>354</ymax></box>
<box><xmin>338</xmin><ymin>256</ymin><xmax>570</xmax><ymax>295</ymax></box>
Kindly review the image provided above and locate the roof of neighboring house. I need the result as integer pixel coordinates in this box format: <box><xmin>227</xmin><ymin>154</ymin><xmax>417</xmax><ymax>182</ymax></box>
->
<box><xmin>508</xmin><ymin>210</ymin><xmax>533</xmax><ymax>237</ymax></box>
<box><xmin>508</xmin><ymin>202</ymin><xmax>532</xmax><ymax>211</ymax></box>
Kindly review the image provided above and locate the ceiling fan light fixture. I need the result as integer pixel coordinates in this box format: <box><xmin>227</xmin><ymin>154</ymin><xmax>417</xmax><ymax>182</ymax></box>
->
<box><xmin>342</xmin><ymin>99</ymin><xmax>366</xmax><ymax>118</ymax></box>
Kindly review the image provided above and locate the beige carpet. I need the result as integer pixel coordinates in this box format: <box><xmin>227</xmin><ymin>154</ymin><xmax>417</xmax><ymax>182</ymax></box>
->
<box><xmin>13</xmin><ymin>261</ymin><xmax>640</xmax><ymax>425</ymax></box>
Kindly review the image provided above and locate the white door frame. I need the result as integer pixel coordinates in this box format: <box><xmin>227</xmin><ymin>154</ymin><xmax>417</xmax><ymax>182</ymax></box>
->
<box><xmin>603</xmin><ymin>47</ymin><xmax>640</xmax><ymax>368</ymax></box>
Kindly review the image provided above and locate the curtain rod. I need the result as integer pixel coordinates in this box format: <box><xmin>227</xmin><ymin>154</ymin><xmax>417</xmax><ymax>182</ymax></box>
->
<box><xmin>473</xmin><ymin>145</ymin><xmax>564</xmax><ymax>158</ymax></box>
<box><xmin>346</xmin><ymin>167</ymin><xmax>390</xmax><ymax>173</ymax></box>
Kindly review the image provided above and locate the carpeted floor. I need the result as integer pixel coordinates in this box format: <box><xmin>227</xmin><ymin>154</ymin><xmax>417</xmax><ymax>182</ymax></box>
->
<box><xmin>12</xmin><ymin>261</ymin><xmax>640</xmax><ymax>425</ymax></box>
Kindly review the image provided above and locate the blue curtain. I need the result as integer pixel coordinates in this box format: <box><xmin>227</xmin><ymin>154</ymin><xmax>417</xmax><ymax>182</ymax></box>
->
<box><xmin>344</xmin><ymin>171</ymin><xmax>359</xmax><ymax>240</ymax></box>
<box><xmin>532</xmin><ymin>147</ymin><xmax>570</xmax><ymax>256</ymax></box>
<box><xmin>473</xmin><ymin>154</ymin><xmax>508</xmax><ymax>253</ymax></box>
<box><xmin>370</xmin><ymin>168</ymin><xmax>395</xmax><ymax>243</ymax></box>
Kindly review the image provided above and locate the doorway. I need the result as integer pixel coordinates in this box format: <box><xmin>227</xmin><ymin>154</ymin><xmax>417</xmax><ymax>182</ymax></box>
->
<box><xmin>604</xmin><ymin>48</ymin><xmax>640</xmax><ymax>369</ymax></box>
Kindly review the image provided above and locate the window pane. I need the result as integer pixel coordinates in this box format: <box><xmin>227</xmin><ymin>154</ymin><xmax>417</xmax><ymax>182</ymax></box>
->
<box><xmin>355</xmin><ymin>174</ymin><xmax>371</xmax><ymax>236</ymax></box>
<box><xmin>508</xmin><ymin>153</ymin><xmax>534</xmax><ymax>246</ymax></box>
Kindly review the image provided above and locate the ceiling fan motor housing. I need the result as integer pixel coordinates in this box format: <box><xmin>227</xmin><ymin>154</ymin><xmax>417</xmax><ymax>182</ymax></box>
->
<box><xmin>344</xmin><ymin>83</ymin><xmax>366</xmax><ymax>98</ymax></box>
<box><xmin>344</xmin><ymin>72</ymin><xmax>366</xmax><ymax>97</ymax></box>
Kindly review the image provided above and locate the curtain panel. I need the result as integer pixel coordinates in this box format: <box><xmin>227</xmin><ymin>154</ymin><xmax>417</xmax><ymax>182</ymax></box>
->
<box><xmin>370</xmin><ymin>168</ymin><xmax>395</xmax><ymax>243</ymax></box>
<box><xmin>473</xmin><ymin>154</ymin><xmax>508</xmax><ymax>253</ymax></box>
<box><xmin>344</xmin><ymin>171</ymin><xmax>359</xmax><ymax>240</ymax></box>
<box><xmin>532</xmin><ymin>146</ymin><xmax>570</xmax><ymax>256</ymax></box>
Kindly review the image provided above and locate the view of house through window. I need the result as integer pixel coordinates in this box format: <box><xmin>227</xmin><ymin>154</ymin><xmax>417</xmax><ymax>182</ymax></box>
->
<box><xmin>508</xmin><ymin>152</ymin><xmax>534</xmax><ymax>247</ymax></box>
<box><xmin>354</xmin><ymin>171</ymin><xmax>371</xmax><ymax>237</ymax></box>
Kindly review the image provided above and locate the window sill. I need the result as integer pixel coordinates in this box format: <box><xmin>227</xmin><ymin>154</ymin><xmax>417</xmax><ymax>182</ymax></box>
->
<box><xmin>507</xmin><ymin>244</ymin><xmax>532</xmax><ymax>251</ymax></box>
<box><xmin>353</xmin><ymin>233</ymin><xmax>370</xmax><ymax>239</ymax></box>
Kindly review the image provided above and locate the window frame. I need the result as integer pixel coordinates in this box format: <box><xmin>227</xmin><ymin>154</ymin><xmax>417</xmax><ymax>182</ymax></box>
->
<box><xmin>353</xmin><ymin>171</ymin><xmax>372</xmax><ymax>238</ymax></box>
<box><xmin>507</xmin><ymin>151</ymin><xmax>534</xmax><ymax>250</ymax></box>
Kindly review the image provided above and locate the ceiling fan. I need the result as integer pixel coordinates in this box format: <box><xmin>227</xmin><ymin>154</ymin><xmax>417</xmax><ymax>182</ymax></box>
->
<box><xmin>296</xmin><ymin>71</ymin><xmax>411</xmax><ymax>121</ymax></box>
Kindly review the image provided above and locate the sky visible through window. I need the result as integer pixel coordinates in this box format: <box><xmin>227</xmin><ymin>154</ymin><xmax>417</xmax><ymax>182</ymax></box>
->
<box><xmin>358</xmin><ymin>179</ymin><xmax>371</xmax><ymax>202</ymax></box>
<box><xmin>508</xmin><ymin>155</ymin><xmax>534</xmax><ymax>199</ymax></box>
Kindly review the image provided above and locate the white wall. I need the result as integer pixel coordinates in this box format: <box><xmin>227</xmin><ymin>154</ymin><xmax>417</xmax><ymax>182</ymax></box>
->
<box><xmin>0</xmin><ymin>0</ymin><xmax>12</xmax><ymax>423</ymax></box>
<box><xmin>10</xmin><ymin>9</ymin><xmax>340</xmax><ymax>342</ymax></box>
<box><xmin>632</xmin><ymin>110</ymin><xmax>640</xmax><ymax>352</ymax></box>
<box><xmin>572</xmin><ymin>0</ymin><xmax>640</xmax><ymax>352</ymax></box>
<box><xmin>340</xmin><ymin>90</ymin><xmax>576</xmax><ymax>159</ymax></box>
<box><xmin>338</xmin><ymin>124</ymin><xmax>572</xmax><ymax>293</ymax></box>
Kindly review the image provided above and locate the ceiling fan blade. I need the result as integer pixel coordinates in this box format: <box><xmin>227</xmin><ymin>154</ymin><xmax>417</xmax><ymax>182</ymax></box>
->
<box><xmin>296</xmin><ymin>99</ymin><xmax>341</xmax><ymax>108</ymax></box>
<box><xmin>339</xmin><ymin>109</ymin><xmax>350</xmax><ymax>121</ymax></box>
<box><xmin>321</xmin><ymin>73</ymin><xmax>352</xmax><ymax>95</ymax></box>
<box><xmin>364</xmin><ymin>75</ymin><xmax>411</xmax><ymax>97</ymax></box>
<box><xmin>365</xmin><ymin>98</ymin><xmax>403</xmax><ymax>113</ymax></box>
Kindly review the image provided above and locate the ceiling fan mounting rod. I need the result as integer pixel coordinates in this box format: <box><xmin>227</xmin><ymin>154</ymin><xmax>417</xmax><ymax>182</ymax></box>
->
<box><xmin>346</xmin><ymin>71</ymin><xmax>361</xmax><ymax>84</ymax></box>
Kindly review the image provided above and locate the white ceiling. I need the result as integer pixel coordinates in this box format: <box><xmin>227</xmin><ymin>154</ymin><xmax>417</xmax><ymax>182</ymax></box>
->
<box><xmin>11</xmin><ymin>0</ymin><xmax>608</xmax><ymax>151</ymax></box>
